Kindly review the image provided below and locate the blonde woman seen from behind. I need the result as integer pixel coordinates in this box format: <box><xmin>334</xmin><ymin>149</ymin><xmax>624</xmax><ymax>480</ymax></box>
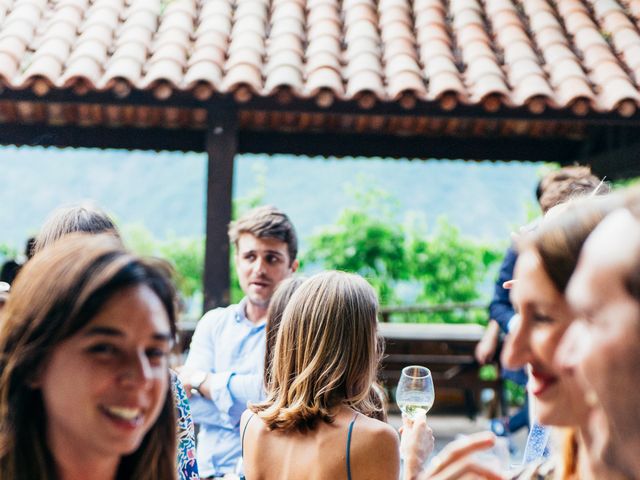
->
<box><xmin>241</xmin><ymin>271</ymin><xmax>400</xmax><ymax>480</ymax></box>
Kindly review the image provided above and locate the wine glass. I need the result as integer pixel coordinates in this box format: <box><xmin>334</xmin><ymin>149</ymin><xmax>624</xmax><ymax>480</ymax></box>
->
<box><xmin>396</xmin><ymin>365</ymin><xmax>435</xmax><ymax>419</ymax></box>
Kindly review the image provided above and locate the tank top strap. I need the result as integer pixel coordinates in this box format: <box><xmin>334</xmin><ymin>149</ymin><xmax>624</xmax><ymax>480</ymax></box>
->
<box><xmin>346</xmin><ymin>413</ymin><xmax>358</xmax><ymax>480</ymax></box>
<box><xmin>241</xmin><ymin>413</ymin><xmax>256</xmax><ymax>459</ymax></box>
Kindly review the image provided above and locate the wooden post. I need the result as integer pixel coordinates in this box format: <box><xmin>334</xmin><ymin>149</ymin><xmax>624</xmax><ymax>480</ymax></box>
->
<box><xmin>203</xmin><ymin>105</ymin><xmax>238</xmax><ymax>312</ymax></box>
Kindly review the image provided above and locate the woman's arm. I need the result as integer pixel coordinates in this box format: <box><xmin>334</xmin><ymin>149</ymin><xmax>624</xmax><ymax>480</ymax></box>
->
<box><xmin>401</xmin><ymin>414</ymin><xmax>434</xmax><ymax>480</ymax></box>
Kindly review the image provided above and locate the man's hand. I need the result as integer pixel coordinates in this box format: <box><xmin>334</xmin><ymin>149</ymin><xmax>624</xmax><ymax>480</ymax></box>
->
<box><xmin>176</xmin><ymin>366</ymin><xmax>210</xmax><ymax>399</ymax></box>
<box><xmin>475</xmin><ymin>320</ymin><xmax>500</xmax><ymax>365</ymax></box>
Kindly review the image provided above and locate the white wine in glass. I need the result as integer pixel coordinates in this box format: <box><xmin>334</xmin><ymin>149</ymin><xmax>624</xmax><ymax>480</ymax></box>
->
<box><xmin>396</xmin><ymin>365</ymin><xmax>435</xmax><ymax>419</ymax></box>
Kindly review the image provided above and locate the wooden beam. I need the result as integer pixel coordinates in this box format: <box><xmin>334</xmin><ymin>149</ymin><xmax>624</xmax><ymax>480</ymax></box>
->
<box><xmin>588</xmin><ymin>141</ymin><xmax>640</xmax><ymax>180</ymax></box>
<box><xmin>238</xmin><ymin>130</ymin><xmax>586</xmax><ymax>163</ymax></box>
<box><xmin>0</xmin><ymin>123</ymin><xmax>205</xmax><ymax>152</ymax></box>
<box><xmin>0</xmin><ymin>121</ymin><xmax>591</xmax><ymax>164</ymax></box>
<box><xmin>203</xmin><ymin>105</ymin><xmax>237</xmax><ymax>312</ymax></box>
<box><xmin>3</xmin><ymin>88</ymin><xmax>640</xmax><ymax>125</ymax></box>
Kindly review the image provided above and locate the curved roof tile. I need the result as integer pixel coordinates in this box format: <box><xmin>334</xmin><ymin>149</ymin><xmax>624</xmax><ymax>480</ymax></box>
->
<box><xmin>0</xmin><ymin>0</ymin><xmax>637</xmax><ymax>115</ymax></box>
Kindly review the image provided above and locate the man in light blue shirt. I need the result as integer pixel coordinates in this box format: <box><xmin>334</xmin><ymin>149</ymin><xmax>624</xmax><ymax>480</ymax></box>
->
<box><xmin>179</xmin><ymin>206</ymin><xmax>298</xmax><ymax>478</ymax></box>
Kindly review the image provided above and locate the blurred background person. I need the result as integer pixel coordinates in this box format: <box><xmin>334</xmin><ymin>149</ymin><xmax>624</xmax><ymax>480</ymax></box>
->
<box><xmin>559</xmin><ymin>187</ymin><xmax>640</xmax><ymax>480</ymax></box>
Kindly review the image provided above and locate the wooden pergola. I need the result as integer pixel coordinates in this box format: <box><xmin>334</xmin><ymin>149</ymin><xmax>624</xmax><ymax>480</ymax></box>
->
<box><xmin>1</xmin><ymin>0</ymin><xmax>640</xmax><ymax>309</ymax></box>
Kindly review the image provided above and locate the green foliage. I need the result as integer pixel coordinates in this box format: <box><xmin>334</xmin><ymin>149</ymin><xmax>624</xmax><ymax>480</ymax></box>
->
<box><xmin>304</xmin><ymin>182</ymin><xmax>502</xmax><ymax>323</ymax></box>
<box><xmin>406</xmin><ymin>217</ymin><xmax>502</xmax><ymax>323</ymax></box>
<box><xmin>305</xmin><ymin>184</ymin><xmax>406</xmax><ymax>305</ymax></box>
<box><xmin>157</xmin><ymin>237</ymin><xmax>205</xmax><ymax>298</ymax></box>
<box><xmin>613</xmin><ymin>176</ymin><xmax>640</xmax><ymax>189</ymax></box>
<box><xmin>121</xmin><ymin>175</ymin><xmax>502</xmax><ymax>325</ymax></box>
<box><xmin>504</xmin><ymin>379</ymin><xmax>526</xmax><ymax>406</ymax></box>
<box><xmin>122</xmin><ymin>224</ymin><xmax>204</xmax><ymax>308</ymax></box>
<box><xmin>479</xmin><ymin>364</ymin><xmax>498</xmax><ymax>381</ymax></box>
<box><xmin>0</xmin><ymin>243</ymin><xmax>18</xmax><ymax>261</ymax></box>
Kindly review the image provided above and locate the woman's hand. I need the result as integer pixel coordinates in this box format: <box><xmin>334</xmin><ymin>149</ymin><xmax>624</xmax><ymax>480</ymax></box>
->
<box><xmin>419</xmin><ymin>432</ymin><xmax>506</xmax><ymax>480</ymax></box>
<box><xmin>400</xmin><ymin>413</ymin><xmax>434</xmax><ymax>480</ymax></box>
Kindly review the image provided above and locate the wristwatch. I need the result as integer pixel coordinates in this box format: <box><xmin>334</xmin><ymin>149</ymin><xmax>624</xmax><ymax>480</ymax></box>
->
<box><xmin>190</xmin><ymin>371</ymin><xmax>208</xmax><ymax>396</ymax></box>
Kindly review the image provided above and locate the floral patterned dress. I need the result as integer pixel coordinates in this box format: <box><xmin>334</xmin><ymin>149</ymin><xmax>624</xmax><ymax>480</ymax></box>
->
<box><xmin>171</xmin><ymin>371</ymin><xmax>199</xmax><ymax>479</ymax></box>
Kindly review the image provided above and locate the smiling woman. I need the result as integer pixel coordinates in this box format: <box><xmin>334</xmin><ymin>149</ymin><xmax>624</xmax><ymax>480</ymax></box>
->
<box><xmin>501</xmin><ymin>193</ymin><xmax>626</xmax><ymax>480</ymax></box>
<box><xmin>0</xmin><ymin>234</ymin><xmax>178</xmax><ymax>480</ymax></box>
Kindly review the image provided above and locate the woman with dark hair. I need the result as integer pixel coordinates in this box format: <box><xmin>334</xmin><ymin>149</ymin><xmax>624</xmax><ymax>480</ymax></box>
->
<box><xmin>34</xmin><ymin>203</ymin><xmax>198</xmax><ymax>479</ymax></box>
<box><xmin>0</xmin><ymin>234</ymin><xmax>178</xmax><ymax>480</ymax></box>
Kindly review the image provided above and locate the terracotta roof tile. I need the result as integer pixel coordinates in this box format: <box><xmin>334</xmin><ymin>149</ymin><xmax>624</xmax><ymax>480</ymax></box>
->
<box><xmin>306</xmin><ymin>67</ymin><xmax>343</xmax><ymax>97</ymax></box>
<box><xmin>60</xmin><ymin>57</ymin><xmax>102</xmax><ymax>87</ymax></box>
<box><xmin>564</xmin><ymin>11</ymin><xmax>594</xmax><ymax>32</ymax></box>
<box><xmin>628</xmin><ymin>1</ymin><xmax>640</xmax><ymax>18</ymax></box>
<box><xmin>0</xmin><ymin>0</ymin><xmax>638</xmax><ymax>115</ymax></box>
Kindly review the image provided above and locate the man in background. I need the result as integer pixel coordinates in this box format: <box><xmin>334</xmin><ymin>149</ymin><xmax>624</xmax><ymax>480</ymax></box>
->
<box><xmin>179</xmin><ymin>205</ymin><xmax>299</xmax><ymax>478</ymax></box>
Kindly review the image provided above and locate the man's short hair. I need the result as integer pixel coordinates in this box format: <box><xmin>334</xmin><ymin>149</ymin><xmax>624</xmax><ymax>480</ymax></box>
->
<box><xmin>539</xmin><ymin>175</ymin><xmax>609</xmax><ymax>214</ymax></box>
<box><xmin>538</xmin><ymin>165</ymin><xmax>595</xmax><ymax>199</ymax></box>
<box><xmin>228</xmin><ymin>206</ymin><xmax>298</xmax><ymax>262</ymax></box>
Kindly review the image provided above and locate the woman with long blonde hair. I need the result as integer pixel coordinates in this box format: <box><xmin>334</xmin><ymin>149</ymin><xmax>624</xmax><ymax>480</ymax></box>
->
<box><xmin>241</xmin><ymin>270</ymin><xmax>399</xmax><ymax>480</ymax></box>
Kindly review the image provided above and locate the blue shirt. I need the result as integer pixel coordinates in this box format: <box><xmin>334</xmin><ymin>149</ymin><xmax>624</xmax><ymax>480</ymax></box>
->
<box><xmin>185</xmin><ymin>298</ymin><xmax>265</xmax><ymax>476</ymax></box>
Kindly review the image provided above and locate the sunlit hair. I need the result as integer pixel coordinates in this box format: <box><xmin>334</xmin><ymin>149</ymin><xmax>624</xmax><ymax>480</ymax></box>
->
<box><xmin>558</xmin><ymin>428</ymin><xmax>579</xmax><ymax>479</ymax></box>
<box><xmin>34</xmin><ymin>203</ymin><xmax>120</xmax><ymax>254</ymax></box>
<box><xmin>539</xmin><ymin>176</ymin><xmax>609</xmax><ymax>214</ymax></box>
<box><xmin>518</xmin><ymin>193</ymin><xmax>624</xmax><ymax>293</ymax></box>
<box><xmin>250</xmin><ymin>271</ymin><xmax>381</xmax><ymax>431</ymax></box>
<box><xmin>262</xmin><ymin>274</ymin><xmax>387</xmax><ymax>422</ymax></box>
<box><xmin>0</xmin><ymin>234</ymin><xmax>177</xmax><ymax>480</ymax></box>
<box><xmin>621</xmin><ymin>187</ymin><xmax>640</xmax><ymax>302</ymax></box>
<box><xmin>536</xmin><ymin>165</ymin><xmax>596</xmax><ymax>201</ymax></box>
<box><xmin>264</xmin><ymin>276</ymin><xmax>307</xmax><ymax>389</ymax></box>
<box><xmin>228</xmin><ymin>205</ymin><xmax>298</xmax><ymax>263</ymax></box>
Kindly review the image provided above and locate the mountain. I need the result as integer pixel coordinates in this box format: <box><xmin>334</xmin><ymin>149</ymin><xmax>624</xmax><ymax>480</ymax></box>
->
<box><xmin>0</xmin><ymin>146</ymin><xmax>542</xmax><ymax>250</ymax></box>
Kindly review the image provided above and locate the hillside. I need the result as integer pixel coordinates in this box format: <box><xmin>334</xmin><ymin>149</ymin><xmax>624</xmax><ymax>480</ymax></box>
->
<box><xmin>0</xmin><ymin>146</ymin><xmax>542</xmax><ymax>250</ymax></box>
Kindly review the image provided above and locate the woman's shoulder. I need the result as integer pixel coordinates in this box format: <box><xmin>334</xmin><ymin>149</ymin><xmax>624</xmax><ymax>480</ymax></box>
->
<box><xmin>352</xmin><ymin>413</ymin><xmax>398</xmax><ymax>443</ymax></box>
<box><xmin>241</xmin><ymin>409</ymin><xmax>261</xmax><ymax>435</ymax></box>
<box><xmin>349</xmin><ymin>414</ymin><xmax>399</xmax><ymax>459</ymax></box>
<box><xmin>348</xmin><ymin>414</ymin><xmax>400</xmax><ymax>479</ymax></box>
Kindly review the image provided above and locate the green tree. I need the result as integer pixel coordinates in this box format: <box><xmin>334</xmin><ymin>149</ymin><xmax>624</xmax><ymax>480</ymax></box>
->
<box><xmin>304</xmin><ymin>182</ymin><xmax>502</xmax><ymax>324</ymax></box>
<box><xmin>123</xmin><ymin>224</ymin><xmax>205</xmax><ymax>316</ymax></box>
<box><xmin>406</xmin><ymin>217</ymin><xmax>501</xmax><ymax>323</ymax></box>
<box><xmin>305</xmin><ymin>184</ymin><xmax>406</xmax><ymax>305</ymax></box>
